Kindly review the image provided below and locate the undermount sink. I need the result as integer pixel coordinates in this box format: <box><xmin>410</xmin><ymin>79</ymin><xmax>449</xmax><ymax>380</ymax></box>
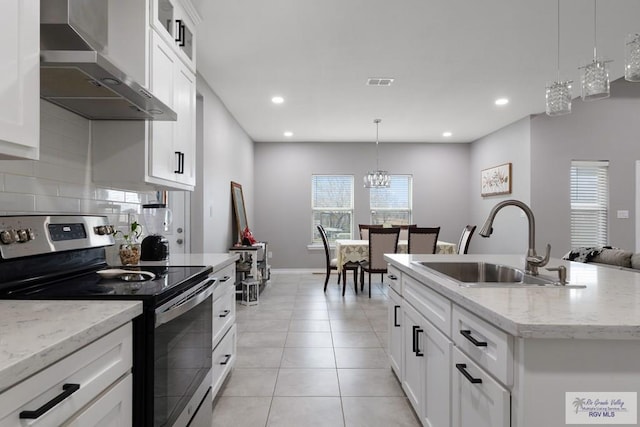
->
<box><xmin>412</xmin><ymin>261</ymin><xmax>585</xmax><ymax>288</ymax></box>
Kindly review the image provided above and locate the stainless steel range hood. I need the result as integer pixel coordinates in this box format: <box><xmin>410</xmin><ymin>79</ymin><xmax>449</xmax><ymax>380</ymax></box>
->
<box><xmin>40</xmin><ymin>0</ymin><xmax>176</xmax><ymax>121</ymax></box>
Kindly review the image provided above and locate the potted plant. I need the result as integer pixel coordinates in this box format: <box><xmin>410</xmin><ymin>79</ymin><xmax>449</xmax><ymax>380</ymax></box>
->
<box><xmin>115</xmin><ymin>221</ymin><xmax>142</xmax><ymax>265</ymax></box>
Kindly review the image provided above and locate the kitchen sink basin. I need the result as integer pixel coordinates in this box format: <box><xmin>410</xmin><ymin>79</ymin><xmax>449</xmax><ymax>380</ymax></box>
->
<box><xmin>411</xmin><ymin>261</ymin><xmax>585</xmax><ymax>288</ymax></box>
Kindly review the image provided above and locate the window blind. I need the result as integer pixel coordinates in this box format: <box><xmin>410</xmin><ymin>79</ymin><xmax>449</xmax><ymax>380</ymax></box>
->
<box><xmin>570</xmin><ymin>160</ymin><xmax>609</xmax><ymax>248</ymax></box>
<box><xmin>370</xmin><ymin>175</ymin><xmax>412</xmax><ymax>224</ymax></box>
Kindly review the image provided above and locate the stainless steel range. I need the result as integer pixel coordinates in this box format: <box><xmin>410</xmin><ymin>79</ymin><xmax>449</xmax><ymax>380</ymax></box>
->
<box><xmin>0</xmin><ymin>215</ymin><xmax>213</xmax><ymax>427</ymax></box>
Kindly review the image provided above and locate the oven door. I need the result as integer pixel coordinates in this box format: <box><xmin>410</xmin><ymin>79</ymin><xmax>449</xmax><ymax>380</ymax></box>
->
<box><xmin>154</xmin><ymin>278</ymin><xmax>214</xmax><ymax>426</ymax></box>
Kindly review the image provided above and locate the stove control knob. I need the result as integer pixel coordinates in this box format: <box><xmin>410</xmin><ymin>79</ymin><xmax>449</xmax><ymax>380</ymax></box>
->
<box><xmin>0</xmin><ymin>230</ymin><xmax>16</xmax><ymax>244</ymax></box>
<box><xmin>17</xmin><ymin>229</ymin><xmax>27</xmax><ymax>242</ymax></box>
<box><xmin>26</xmin><ymin>228</ymin><xmax>35</xmax><ymax>241</ymax></box>
<box><xmin>107</xmin><ymin>225</ymin><xmax>115</xmax><ymax>235</ymax></box>
<box><xmin>95</xmin><ymin>226</ymin><xmax>107</xmax><ymax>235</ymax></box>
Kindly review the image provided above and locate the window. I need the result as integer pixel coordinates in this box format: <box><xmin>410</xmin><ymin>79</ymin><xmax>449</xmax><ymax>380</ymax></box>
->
<box><xmin>570</xmin><ymin>160</ymin><xmax>609</xmax><ymax>248</ymax></box>
<box><xmin>312</xmin><ymin>175</ymin><xmax>354</xmax><ymax>244</ymax></box>
<box><xmin>369</xmin><ymin>175</ymin><xmax>413</xmax><ymax>225</ymax></box>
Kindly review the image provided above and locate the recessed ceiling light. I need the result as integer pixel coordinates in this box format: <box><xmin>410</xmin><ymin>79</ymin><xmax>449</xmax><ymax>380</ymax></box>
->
<box><xmin>271</xmin><ymin>96</ymin><xmax>284</xmax><ymax>104</ymax></box>
<box><xmin>495</xmin><ymin>98</ymin><xmax>509</xmax><ymax>106</ymax></box>
<box><xmin>442</xmin><ymin>131</ymin><xmax>452</xmax><ymax>137</ymax></box>
<box><xmin>284</xmin><ymin>131</ymin><xmax>293</xmax><ymax>137</ymax></box>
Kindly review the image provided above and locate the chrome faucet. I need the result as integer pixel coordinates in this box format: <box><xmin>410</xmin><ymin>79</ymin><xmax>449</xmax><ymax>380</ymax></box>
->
<box><xmin>479</xmin><ymin>199</ymin><xmax>551</xmax><ymax>275</ymax></box>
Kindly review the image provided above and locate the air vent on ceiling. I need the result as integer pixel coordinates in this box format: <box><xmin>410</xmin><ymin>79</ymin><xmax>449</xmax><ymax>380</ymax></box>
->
<box><xmin>367</xmin><ymin>78</ymin><xmax>395</xmax><ymax>86</ymax></box>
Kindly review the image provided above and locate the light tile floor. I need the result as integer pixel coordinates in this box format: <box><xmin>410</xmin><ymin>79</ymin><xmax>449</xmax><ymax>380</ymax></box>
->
<box><xmin>212</xmin><ymin>272</ymin><xmax>421</xmax><ymax>427</ymax></box>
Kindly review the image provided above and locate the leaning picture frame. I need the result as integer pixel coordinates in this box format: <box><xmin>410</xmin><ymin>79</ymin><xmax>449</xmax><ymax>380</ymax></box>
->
<box><xmin>481</xmin><ymin>163</ymin><xmax>512</xmax><ymax>196</ymax></box>
<box><xmin>231</xmin><ymin>181</ymin><xmax>248</xmax><ymax>242</ymax></box>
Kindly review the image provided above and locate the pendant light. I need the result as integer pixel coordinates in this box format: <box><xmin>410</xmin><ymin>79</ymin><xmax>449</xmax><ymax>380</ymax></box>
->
<box><xmin>580</xmin><ymin>0</ymin><xmax>611</xmax><ymax>101</ymax></box>
<box><xmin>625</xmin><ymin>33</ymin><xmax>640</xmax><ymax>82</ymax></box>
<box><xmin>363</xmin><ymin>119</ymin><xmax>390</xmax><ymax>188</ymax></box>
<box><xmin>545</xmin><ymin>0</ymin><xmax>572</xmax><ymax>116</ymax></box>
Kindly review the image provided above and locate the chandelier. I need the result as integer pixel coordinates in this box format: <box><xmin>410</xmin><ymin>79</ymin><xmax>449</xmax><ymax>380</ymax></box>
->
<box><xmin>545</xmin><ymin>0</ymin><xmax>571</xmax><ymax>116</ymax></box>
<box><xmin>363</xmin><ymin>119</ymin><xmax>390</xmax><ymax>188</ymax></box>
<box><xmin>580</xmin><ymin>0</ymin><xmax>611</xmax><ymax>101</ymax></box>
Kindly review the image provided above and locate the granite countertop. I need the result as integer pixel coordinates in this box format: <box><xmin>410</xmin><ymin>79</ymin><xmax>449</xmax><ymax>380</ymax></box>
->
<box><xmin>0</xmin><ymin>300</ymin><xmax>142</xmax><ymax>393</ymax></box>
<box><xmin>385</xmin><ymin>253</ymin><xmax>640</xmax><ymax>340</ymax></box>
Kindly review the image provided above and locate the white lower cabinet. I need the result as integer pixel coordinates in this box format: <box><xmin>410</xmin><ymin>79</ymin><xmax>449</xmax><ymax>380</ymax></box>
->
<box><xmin>402</xmin><ymin>299</ymin><xmax>452</xmax><ymax>427</ymax></box>
<box><xmin>211</xmin><ymin>262</ymin><xmax>237</xmax><ymax>397</ymax></box>
<box><xmin>388</xmin><ymin>286</ymin><xmax>403</xmax><ymax>379</ymax></box>
<box><xmin>0</xmin><ymin>323</ymin><xmax>133</xmax><ymax>427</ymax></box>
<box><xmin>452</xmin><ymin>347</ymin><xmax>510</xmax><ymax>427</ymax></box>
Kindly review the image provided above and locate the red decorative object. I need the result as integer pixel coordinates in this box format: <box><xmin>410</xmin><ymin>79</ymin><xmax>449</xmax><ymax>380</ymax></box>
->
<box><xmin>242</xmin><ymin>227</ymin><xmax>257</xmax><ymax>245</ymax></box>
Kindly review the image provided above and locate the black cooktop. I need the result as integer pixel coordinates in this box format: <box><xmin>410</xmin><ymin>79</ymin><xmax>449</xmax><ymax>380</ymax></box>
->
<box><xmin>2</xmin><ymin>265</ymin><xmax>213</xmax><ymax>306</ymax></box>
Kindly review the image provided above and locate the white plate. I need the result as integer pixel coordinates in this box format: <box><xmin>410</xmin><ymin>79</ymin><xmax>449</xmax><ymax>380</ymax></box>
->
<box><xmin>97</xmin><ymin>268</ymin><xmax>156</xmax><ymax>280</ymax></box>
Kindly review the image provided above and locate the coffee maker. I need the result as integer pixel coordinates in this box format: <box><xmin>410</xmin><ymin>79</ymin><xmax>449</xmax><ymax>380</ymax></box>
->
<box><xmin>141</xmin><ymin>203</ymin><xmax>172</xmax><ymax>261</ymax></box>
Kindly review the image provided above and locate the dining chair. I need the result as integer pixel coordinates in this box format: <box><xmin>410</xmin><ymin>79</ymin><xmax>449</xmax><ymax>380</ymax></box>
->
<box><xmin>457</xmin><ymin>225</ymin><xmax>476</xmax><ymax>254</ymax></box>
<box><xmin>359</xmin><ymin>224</ymin><xmax>383</xmax><ymax>240</ymax></box>
<box><xmin>396</xmin><ymin>224</ymin><xmax>417</xmax><ymax>241</ymax></box>
<box><xmin>407</xmin><ymin>227</ymin><xmax>440</xmax><ymax>254</ymax></box>
<box><xmin>317</xmin><ymin>225</ymin><xmax>358</xmax><ymax>295</ymax></box>
<box><xmin>360</xmin><ymin>227</ymin><xmax>400</xmax><ymax>298</ymax></box>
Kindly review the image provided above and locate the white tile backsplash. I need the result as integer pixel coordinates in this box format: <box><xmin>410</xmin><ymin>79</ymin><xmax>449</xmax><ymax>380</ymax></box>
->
<box><xmin>0</xmin><ymin>101</ymin><xmax>154</xmax><ymax>226</ymax></box>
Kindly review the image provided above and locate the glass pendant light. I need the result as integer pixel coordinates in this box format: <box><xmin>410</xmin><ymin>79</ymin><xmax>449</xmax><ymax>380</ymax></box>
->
<box><xmin>546</xmin><ymin>0</ymin><xmax>572</xmax><ymax>116</ymax></box>
<box><xmin>580</xmin><ymin>0</ymin><xmax>611</xmax><ymax>101</ymax></box>
<box><xmin>363</xmin><ymin>119</ymin><xmax>390</xmax><ymax>188</ymax></box>
<box><xmin>625</xmin><ymin>33</ymin><xmax>640</xmax><ymax>82</ymax></box>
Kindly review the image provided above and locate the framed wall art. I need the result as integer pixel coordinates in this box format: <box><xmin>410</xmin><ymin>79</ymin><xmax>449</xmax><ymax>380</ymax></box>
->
<box><xmin>481</xmin><ymin>163</ymin><xmax>512</xmax><ymax>196</ymax></box>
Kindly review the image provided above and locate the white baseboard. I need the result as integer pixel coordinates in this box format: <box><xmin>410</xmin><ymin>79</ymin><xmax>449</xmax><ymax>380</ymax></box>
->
<box><xmin>271</xmin><ymin>268</ymin><xmax>335</xmax><ymax>275</ymax></box>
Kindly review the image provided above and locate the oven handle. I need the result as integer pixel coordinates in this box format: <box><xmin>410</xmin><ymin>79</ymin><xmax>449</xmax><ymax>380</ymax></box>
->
<box><xmin>155</xmin><ymin>278</ymin><xmax>216</xmax><ymax>327</ymax></box>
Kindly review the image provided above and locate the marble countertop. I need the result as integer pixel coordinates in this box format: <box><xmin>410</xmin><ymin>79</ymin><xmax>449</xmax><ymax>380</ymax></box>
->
<box><xmin>385</xmin><ymin>253</ymin><xmax>640</xmax><ymax>340</ymax></box>
<box><xmin>0</xmin><ymin>300</ymin><xmax>142</xmax><ymax>393</ymax></box>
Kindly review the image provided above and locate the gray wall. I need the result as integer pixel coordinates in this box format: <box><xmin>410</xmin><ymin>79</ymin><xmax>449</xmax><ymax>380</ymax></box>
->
<box><xmin>253</xmin><ymin>141</ymin><xmax>470</xmax><ymax>269</ymax></box>
<box><xmin>468</xmin><ymin>117</ymin><xmax>531</xmax><ymax>255</ymax></box>
<box><xmin>192</xmin><ymin>75</ymin><xmax>255</xmax><ymax>253</ymax></box>
<box><xmin>531</xmin><ymin>88</ymin><xmax>640</xmax><ymax>256</ymax></box>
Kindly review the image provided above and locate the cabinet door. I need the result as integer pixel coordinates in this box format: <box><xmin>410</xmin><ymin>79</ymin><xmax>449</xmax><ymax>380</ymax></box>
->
<box><xmin>452</xmin><ymin>347</ymin><xmax>510</xmax><ymax>427</ymax></box>
<box><xmin>0</xmin><ymin>0</ymin><xmax>39</xmax><ymax>159</ymax></box>
<box><xmin>423</xmin><ymin>319</ymin><xmax>452</xmax><ymax>427</ymax></box>
<box><xmin>149</xmin><ymin>31</ymin><xmax>177</xmax><ymax>182</ymax></box>
<box><xmin>150</xmin><ymin>0</ymin><xmax>178</xmax><ymax>46</ymax></box>
<box><xmin>402</xmin><ymin>302</ymin><xmax>423</xmax><ymax>415</ymax></box>
<box><xmin>388</xmin><ymin>288</ymin><xmax>403</xmax><ymax>379</ymax></box>
<box><xmin>173</xmin><ymin>63</ymin><xmax>196</xmax><ymax>186</ymax></box>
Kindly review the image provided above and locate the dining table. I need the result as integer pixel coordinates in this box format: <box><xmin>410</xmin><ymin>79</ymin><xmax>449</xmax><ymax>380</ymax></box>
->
<box><xmin>334</xmin><ymin>239</ymin><xmax>457</xmax><ymax>272</ymax></box>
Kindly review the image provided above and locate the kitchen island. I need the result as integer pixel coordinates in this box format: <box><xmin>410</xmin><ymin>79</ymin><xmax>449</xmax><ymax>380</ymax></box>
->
<box><xmin>385</xmin><ymin>253</ymin><xmax>640</xmax><ymax>427</ymax></box>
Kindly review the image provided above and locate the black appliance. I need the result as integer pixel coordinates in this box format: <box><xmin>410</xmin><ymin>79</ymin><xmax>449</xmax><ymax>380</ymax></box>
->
<box><xmin>141</xmin><ymin>234</ymin><xmax>170</xmax><ymax>261</ymax></box>
<box><xmin>0</xmin><ymin>215</ymin><xmax>213</xmax><ymax>427</ymax></box>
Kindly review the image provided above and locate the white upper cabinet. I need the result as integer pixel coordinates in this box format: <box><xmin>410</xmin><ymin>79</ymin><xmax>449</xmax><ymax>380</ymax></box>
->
<box><xmin>150</xmin><ymin>0</ymin><xmax>198</xmax><ymax>73</ymax></box>
<box><xmin>0</xmin><ymin>0</ymin><xmax>39</xmax><ymax>160</ymax></box>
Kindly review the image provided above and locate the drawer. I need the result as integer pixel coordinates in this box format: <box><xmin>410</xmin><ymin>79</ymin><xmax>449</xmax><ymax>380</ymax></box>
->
<box><xmin>64</xmin><ymin>373</ymin><xmax>132</xmax><ymax>427</ymax></box>
<box><xmin>452</xmin><ymin>346</ymin><xmax>510</xmax><ymax>427</ymax></box>
<box><xmin>452</xmin><ymin>305</ymin><xmax>513</xmax><ymax>386</ymax></box>
<box><xmin>213</xmin><ymin>283</ymin><xmax>236</xmax><ymax>346</ymax></box>
<box><xmin>385</xmin><ymin>264</ymin><xmax>402</xmax><ymax>295</ymax></box>
<box><xmin>403</xmin><ymin>273</ymin><xmax>451</xmax><ymax>336</ymax></box>
<box><xmin>211</xmin><ymin>263</ymin><xmax>236</xmax><ymax>301</ymax></box>
<box><xmin>212</xmin><ymin>323</ymin><xmax>236</xmax><ymax>397</ymax></box>
<box><xmin>0</xmin><ymin>324</ymin><xmax>132</xmax><ymax>427</ymax></box>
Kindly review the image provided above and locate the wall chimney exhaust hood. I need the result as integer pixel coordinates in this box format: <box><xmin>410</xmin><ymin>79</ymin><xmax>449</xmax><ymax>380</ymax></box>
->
<box><xmin>40</xmin><ymin>0</ymin><xmax>177</xmax><ymax>121</ymax></box>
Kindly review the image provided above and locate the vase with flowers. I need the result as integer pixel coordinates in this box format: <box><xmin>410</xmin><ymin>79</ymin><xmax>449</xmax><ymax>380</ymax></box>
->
<box><xmin>115</xmin><ymin>221</ymin><xmax>142</xmax><ymax>265</ymax></box>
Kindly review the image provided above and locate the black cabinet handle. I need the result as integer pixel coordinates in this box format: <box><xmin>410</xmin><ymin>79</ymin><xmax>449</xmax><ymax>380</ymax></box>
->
<box><xmin>415</xmin><ymin>328</ymin><xmax>424</xmax><ymax>357</ymax></box>
<box><xmin>393</xmin><ymin>305</ymin><xmax>400</xmax><ymax>327</ymax></box>
<box><xmin>460</xmin><ymin>330</ymin><xmax>488</xmax><ymax>347</ymax></box>
<box><xmin>219</xmin><ymin>309</ymin><xmax>230</xmax><ymax>318</ymax></box>
<box><xmin>387</xmin><ymin>274</ymin><xmax>397</xmax><ymax>280</ymax></box>
<box><xmin>220</xmin><ymin>354</ymin><xmax>232</xmax><ymax>365</ymax></box>
<box><xmin>456</xmin><ymin>363</ymin><xmax>482</xmax><ymax>384</ymax></box>
<box><xmin>412</xmin><ymin>325</ymin><xmax>419</xmax><ymax>354</ymax></box>
<box><xmin>174</xmin><ymin>152</ymin><xmax>185</xmax><ymax>174</ymax></box>
<box><xmin>220</xmin><ymin>275</ymin><xmax>231</xmax><ymax>282</ymax></box>
<box><xmin>20</xmin><ymin>383</ymin><xmax>80</xmax><ymax>419</ymax></box>
<box><xmin>175</xmin><ymin>19</ymin><xmax>183</xmax><ymax>43</ymax></box>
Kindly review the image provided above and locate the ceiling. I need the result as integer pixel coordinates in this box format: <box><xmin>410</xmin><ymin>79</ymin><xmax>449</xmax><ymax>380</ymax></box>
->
<box><xmin>192</xmin><ymin>0</ymin><xmax>640</xmax><ymax>144</ymax></box>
